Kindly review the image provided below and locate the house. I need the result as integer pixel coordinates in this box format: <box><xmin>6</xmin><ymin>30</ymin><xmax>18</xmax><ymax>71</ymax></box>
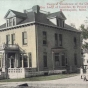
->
<box><xmin>0</xmin><ymin>5</ymin><xmax>82</xmax><ymax>79</ymax></box>
<box><xmin>83</xmin><ymin>49</ymin><xmax>88</xmax><ymax>72</ymax></box>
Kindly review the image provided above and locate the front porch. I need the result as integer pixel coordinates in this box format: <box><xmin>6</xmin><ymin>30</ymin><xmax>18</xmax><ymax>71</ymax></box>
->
<box><xmin>0</xmin><ymin>43</ymin><xmax>35</xmax><ymax>78</ymax></box>
<box><xmin>0</xmin><ymin>43</ymin><xmax>32</xmax><ymax>68</ymax></box>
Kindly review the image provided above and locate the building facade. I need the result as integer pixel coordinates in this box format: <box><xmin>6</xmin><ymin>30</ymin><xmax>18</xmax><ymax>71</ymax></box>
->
<box><xmin>0</xmin><ymin>5</ymin><xmax>82</xmax><ymax>78</ymax></box>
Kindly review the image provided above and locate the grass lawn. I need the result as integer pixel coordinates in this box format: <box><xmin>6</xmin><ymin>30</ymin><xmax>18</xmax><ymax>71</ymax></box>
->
<box><xmin>0</xmin><ymin>73</ymin><xmax>78</xmax><ymax>82</ymax></box>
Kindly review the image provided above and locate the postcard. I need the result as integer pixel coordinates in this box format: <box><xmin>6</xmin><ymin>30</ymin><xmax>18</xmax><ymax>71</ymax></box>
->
<box><xmin>0</xmin><ymin>0</ymin><xmax>88</xmax><ymax>88</ymax></box>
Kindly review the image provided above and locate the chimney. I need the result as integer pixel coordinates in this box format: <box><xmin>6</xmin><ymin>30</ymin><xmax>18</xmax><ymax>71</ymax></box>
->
<box><xmin>32</xmin><ymin>5</ymin><xmax>40</xmax><ymax>13</ymax></box>
<box><xmin>24</xmin><ymin>10</ymin><xmax>27</xmax><ymax>13</ymax></box>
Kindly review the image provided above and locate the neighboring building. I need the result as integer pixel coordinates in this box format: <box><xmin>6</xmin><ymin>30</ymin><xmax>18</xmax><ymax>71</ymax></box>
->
<box><xmin>0</xmin><ymin>5</ymin><xmax>82</xmax><ymax>79</ymax></box>
<box><xmin>82</xmin><ymin>40</ymin><xmax>88</xmax><ymax>69</ymax></box>
<box><xmin>83</xmin><ymin>51</ymin><xmax>88</xmax><ymax>68</ymax></box>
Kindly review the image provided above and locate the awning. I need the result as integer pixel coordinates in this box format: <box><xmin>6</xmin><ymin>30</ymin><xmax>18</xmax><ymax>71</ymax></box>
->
<box><xmin>52</xmin><ymin>47</ymin><xmax>66</xmax><ymax>53</ymax></box>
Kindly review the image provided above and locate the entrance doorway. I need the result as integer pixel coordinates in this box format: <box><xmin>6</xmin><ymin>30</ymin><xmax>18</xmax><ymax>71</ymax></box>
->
<box><xmin>54</xmin><ymin>53</ymin><xmax>60</xmax><ymax>69</ymax></box>
<box><xmin>61</xmin><ymin>54</ymin><xmax>66</xmax><ymax>66</ymax></box>
<box><xmin>8</xmin><ymin>53</ymin><xmax>15</xmax><ymax>68</ymax></box>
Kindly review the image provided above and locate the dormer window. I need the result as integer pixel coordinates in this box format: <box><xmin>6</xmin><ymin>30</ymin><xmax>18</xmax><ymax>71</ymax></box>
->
<box><xmin>57</xmin><ymin>18</ymin><xmax>64</xmax><ymax>28</ymax></box>
<box><xmin>6</xmin><ymin>17</ymin><xmax>16</xmax><ymax>27</ymax></box>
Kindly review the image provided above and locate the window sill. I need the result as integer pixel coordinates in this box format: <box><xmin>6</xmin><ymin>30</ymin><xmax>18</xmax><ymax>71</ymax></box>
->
<box><xmin>22</xmin><ymin>44</ymin><xmax>28</xmax><ymax>47</ymax></box>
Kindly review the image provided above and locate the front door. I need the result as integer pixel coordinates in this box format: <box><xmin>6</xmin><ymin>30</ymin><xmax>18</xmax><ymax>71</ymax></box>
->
<box><xmin>61</xmin><ymin>54</ymin><xmax>66</xmax><ymax>66</ymax></box>
<box><xmin>54</xmin><ymin>53</ymin><xmax>60</xmax><ymax>69</ymax></box>
<box><xmin>11</xmin><ymin>58</ymin><xmax>14</xmax><ymax>68</ymax></box>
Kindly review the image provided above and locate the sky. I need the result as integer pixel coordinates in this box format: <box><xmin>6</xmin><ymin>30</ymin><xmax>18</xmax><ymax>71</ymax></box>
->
<box><xmin>0</xmin><ymin>0</ymin><xmax>88</xmax><ymax>29</ymax></box>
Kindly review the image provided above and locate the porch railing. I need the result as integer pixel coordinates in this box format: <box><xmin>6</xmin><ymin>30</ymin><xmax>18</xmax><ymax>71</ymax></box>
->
<box><xmin>8</xmin><ymin>68</ymin><xmax>24</xmax><ymax>73</ymax></box>
<box><xmin>0</xmin><ymin>44</ymin><xmax>19</xmax><ymax>50</ymax></box>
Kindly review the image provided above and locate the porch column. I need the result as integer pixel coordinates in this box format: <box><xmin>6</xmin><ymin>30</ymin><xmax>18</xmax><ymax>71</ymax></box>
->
<box><xmin>22</xmin><ymin>53</ymin><xmax>24</xmax><ymax>68</ymax></box>
<box><xmin>16</xmin><ymin>53</ymin><xmax>19</xmax><ymax>68</ymax></box>
<box><xmin>14</xmin><ymin>53</ymin><xmax>19</xmax><ymax>68</ymax></box>
<box><xmin>5</xmin><ymin>53</ymin><xmax>8</xmax><ymax>68</ymax></box>
<box><xmin>2</xmin><ymin>52</ymin><xmax>6</xmax><ymax>72</ymax></box>
<box><xmin>14</xmin><ymin>54</ymin><xmax>17</xmax><ymax>68</ymax></box>
<box><xmin>3</xmin><ymin>53</ymin><xmax>5</xmax><ymax>68</ymax></box>
<box><xmin>10</xmin><ymin>58</ymin><xmax>11</xmax><ymax>68</ymax></box>
<box><xmin>1</xmin><ymin>58</ymin><xmax>2</xmax><ymax>68</ymax></box>
<box><xmin>52</xmin><ymin>51</ymin><xmax>54</xmax><ymax>70</ymax></box>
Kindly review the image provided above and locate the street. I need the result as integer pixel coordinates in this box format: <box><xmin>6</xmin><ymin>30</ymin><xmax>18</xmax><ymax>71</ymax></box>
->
<box><xmin>0</xmin><ymin>75</ymin><xmax>88</xmax><ymax>88</ymax></box>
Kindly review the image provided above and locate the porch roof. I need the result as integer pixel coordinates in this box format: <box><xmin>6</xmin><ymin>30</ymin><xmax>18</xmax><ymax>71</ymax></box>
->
<box><xmin>52</xmin><ymin>47</ymin><xmax>66</xmax><ymax>53</ymax></box>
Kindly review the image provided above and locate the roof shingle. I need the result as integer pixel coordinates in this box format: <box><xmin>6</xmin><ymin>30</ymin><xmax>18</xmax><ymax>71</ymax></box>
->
<box><xmin>0</xmin><ymin>6</ymin><xmax>80</xmax><ymax>32</ymax></box>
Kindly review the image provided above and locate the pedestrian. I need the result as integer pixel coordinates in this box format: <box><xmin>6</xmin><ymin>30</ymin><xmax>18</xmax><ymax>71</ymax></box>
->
<box><xmin>80</xmin><ymin>66</ymin><xmax>83</xmax><ymax>79</ymax></box>
<box><xmin>84</xmin><ymin>75</ymin><xmax>87</xmax><ymax>81</ymax></box>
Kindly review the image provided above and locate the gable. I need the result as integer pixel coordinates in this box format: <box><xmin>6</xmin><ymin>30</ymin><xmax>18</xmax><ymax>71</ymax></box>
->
<box><xmin>4</xmin><ymin>10</ymin><xmax>16</xmax><ymax>19</ymax></box>
<box><xmin>60</xmin><ymin>11</ymin><xmax>66</xmax><ymax>20</ymax></box>
<box><xmin>47</xmin><ymin>11</ymin><xmax>66</xmax><ymax>20</ymax></box>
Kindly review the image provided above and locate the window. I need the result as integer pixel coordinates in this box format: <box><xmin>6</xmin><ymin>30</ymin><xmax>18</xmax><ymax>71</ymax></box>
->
<box><xmin>6</xmin><ymin>17</ymin><xmax>16</xmax><ymax>27</ymax></box>
<box><xmin>61</xmin><ymin>54</ymin><xmax>65</xmax><ymax>66</ymax></box>
<box><xmin>0</xmin><ymin>54</ymin><xmax>3</xmax><ymax>68</ymax></box>
<box><xmin>74</xmin><ymin>37</ymin><xmax>77</xmax><ymax>48</ymax></box>
<box><xmin>6</xmin><ymin>35</ymin><xmax>10</xmax><ymax>44</ymax></box>
<box><xmin>24</xmin><ymin>55</ymin><xmax>28</xmax><ymax>67</ymax></box>
<box><xmin>0</xmin><ymin>58</ymin><xmax>1</xmax><ymax>67</ymax></box>
<box><xmin>59</xmin><ymin>34</ymin><xmax>62</xmax><ymax>46</ymax></box>
<box><xmin>66</xmin><ymin>58</ymin><xmax>67</xmax><ymax>64</ymax></box>
<box><xmin>9</xmin><ymin>18</ymin><xmax>12</xmax><ymax>26</ymax></box>
<box><xmin>43</xmin><ymin>31</ymin><xmax>47</xmax><ymax>45</ymax></box>
<box><xmin>55</xmin><ymin>33</ymin><xmax>58</xmax><ymax>46</ymax></box>
<box><xmin>57</xmin><ymin>18</ymin><xmax>64</xmax><ymax>28</ymax></box>
<box><xmin>74</xmin><ymin>53</ymin><xmax>77</xmax><ymax>65</ymax></box>
<box><xmin>22</xmin><ymin>32</ymin><xmax>27</xmax><ymax>45</ymax></box>
<box><xmin>13</xmin><ymin>18</ymin><xmax>15</xmax><ymax>26</ymax></box>
<box><xmin>87</xmin><ymin>60</ymin><xmax>88</xmax><ymax>63</ymax></box>
<box><xmin>7</xmin><ymin>20</ymin><xmax>9</xmax><ymax>27</ymax></box>
<box><xmin>20</xmin><ymin>55</ymin><xmax>22</xmax><ymax>67</ymax></box>
<box><xmin>63</xmin><ymin>21</ymin><xmax>64</xmax><ymax>27</ymax></box>
<box><xmin>0</xmin><ymin>55</ymin><xmax>2</xmax><ymax>68</ymax></box>
<box><xmin>11</xmin><ymin>34</ymin><xmax>15</xmax><ymax>45</ymax></box>
<box><xmin>28</xmin><ymin>53</ymin><xmax>32</xmax><ymax>67</ymax></box>
<box><xmin>55</xmin><ymin>53</ymin><xmax>59</xmax><ymax>62</ymax></box>
<box><xmin>57</xmin><ymin>19</ymin><xmax>60</xmax><ymax>26</ymax></box>
<box><xmin>60</xmin><ymin>19</ymin><xmax>62</xmax><ymax>27</ymax></box>
<box><xmin>43</xmin><ymin>52</ymin><xmax>47</xmax><ymax>67</ymax></box>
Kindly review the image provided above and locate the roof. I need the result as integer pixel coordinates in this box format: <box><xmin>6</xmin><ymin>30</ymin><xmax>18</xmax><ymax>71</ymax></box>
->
<box><xmin>0</xmin><ymin>6</ymin><xmax>80</xmax><ymax>33</ymax></box>
<box><xmin>64</xmin><ymin>24</ymin><xmax>80</xmax><ymax>32</ymax></box>
<box><xmin>20</xmin><ymin>11</ymin><xmax>35</xmax><ymax>24</ymax></box>
<box><xmin>4</xmin><ymin>9</ymin><xmax>27</xmax><ymax>19</ymax></box>
<box><xmin>0</xmin><ymin>23</ymin><xmax>6</xmax><ymax>29</ymax></box>
<box><xmin>11</xmin><ymin>10</ymin><xmax>27</xmax><ymax>18</ymax></box>
<box><xmin>47</xmin><ymin>11</ymin><xmax>66</xmax><ymax>20</ymax></box>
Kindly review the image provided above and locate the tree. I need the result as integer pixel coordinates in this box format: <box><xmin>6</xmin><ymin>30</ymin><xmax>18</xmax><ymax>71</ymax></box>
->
<box><xmin>80</xmin><ymin>24</ymin><xmax>88</xmax><ymax>52</ymax></box>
